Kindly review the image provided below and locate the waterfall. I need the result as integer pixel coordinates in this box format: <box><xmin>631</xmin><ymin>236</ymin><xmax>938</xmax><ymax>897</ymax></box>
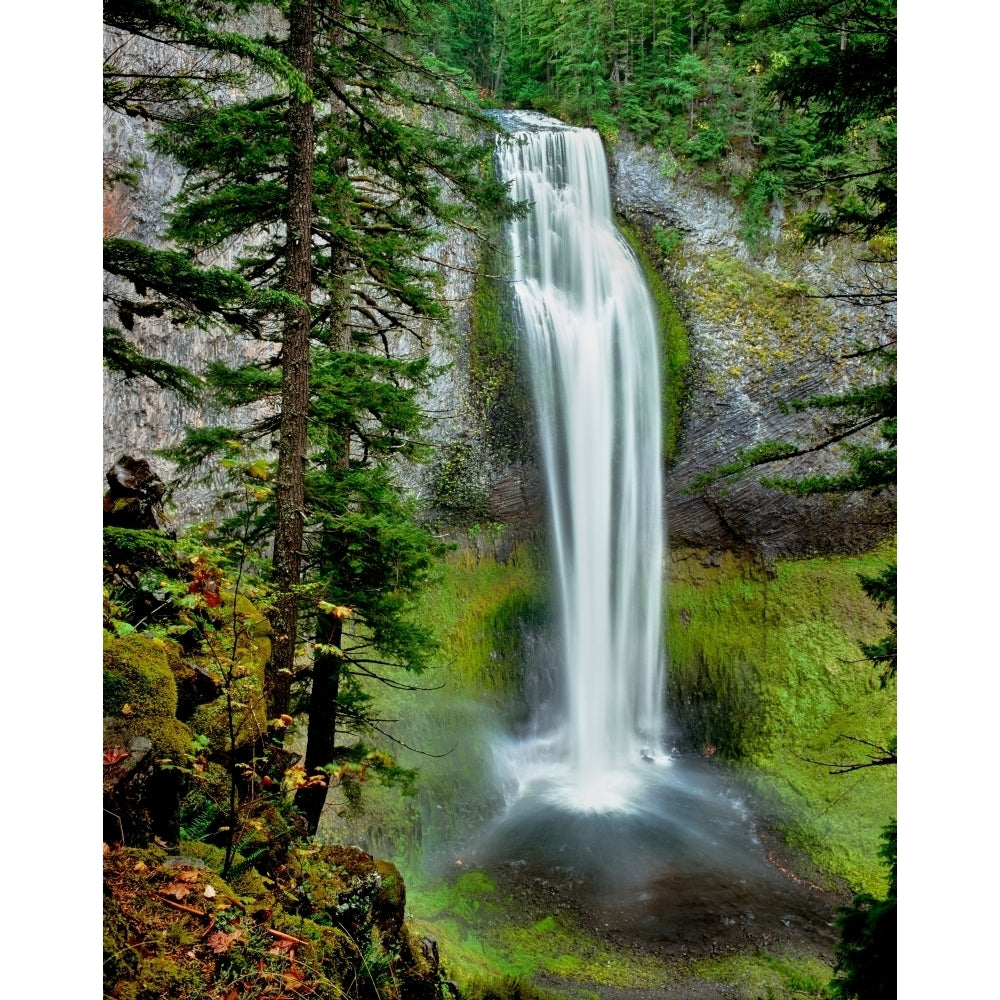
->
<box><xmin>494</xmin><ymin>111</ymin><xmax>667</xmax><ymax>812</ymax></box>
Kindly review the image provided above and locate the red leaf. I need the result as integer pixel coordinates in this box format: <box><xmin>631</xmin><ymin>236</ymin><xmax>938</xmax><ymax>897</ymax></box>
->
<box><xmin>104</xmin><ymin>747</ymin><xmax>130</xmax><ymax>766</ymax></box>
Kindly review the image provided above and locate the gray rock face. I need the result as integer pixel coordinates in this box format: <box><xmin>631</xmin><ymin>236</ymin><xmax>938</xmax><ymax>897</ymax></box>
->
<box><xmin>609</xmin><ymin>134</ymin><xmax>895</xmax><ymax>558</ymax></box>
<box><xmin>104</xmin><ymin>50</ymin><xmax>893</xmax><ymax>558</ymax></box>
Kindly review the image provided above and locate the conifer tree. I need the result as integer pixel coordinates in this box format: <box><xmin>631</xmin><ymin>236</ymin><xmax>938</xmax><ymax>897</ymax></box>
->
<box><xmin>144</xmin><ymin>0</ymin><xmax>512</xmax><ymax>833</ymax></box>
<box><xmin>103</xmin><ymin>0</ymin><xmax>306</xmax><ymax>399</ymax></box>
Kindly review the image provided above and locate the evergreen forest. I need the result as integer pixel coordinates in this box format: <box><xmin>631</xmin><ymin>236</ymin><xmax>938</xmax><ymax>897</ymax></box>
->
<box><xmin>99</xmin><ymin>2</ymin><xmax>898</xmax><ymax>999</ymax></box>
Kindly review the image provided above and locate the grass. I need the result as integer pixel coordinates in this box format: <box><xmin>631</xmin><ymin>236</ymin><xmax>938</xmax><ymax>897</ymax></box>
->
<box><xmin>692</xmin><ymin>952</ymin><xmax>834</xmax><ymax>999</ymax></box>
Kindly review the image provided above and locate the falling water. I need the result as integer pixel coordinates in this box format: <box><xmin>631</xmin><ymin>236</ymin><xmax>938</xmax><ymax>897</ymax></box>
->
<box><xmin>494</xmin><ymin>111</ymin><xmax>667</xmax><ymax>812</ymax></box>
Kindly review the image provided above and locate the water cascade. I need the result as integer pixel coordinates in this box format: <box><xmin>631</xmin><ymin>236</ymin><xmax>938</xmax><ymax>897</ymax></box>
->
<box><xmin>493</xmin><ymin>111</ymin><xmax>667</xmax><ymax>811</ymax></box>
<box><xmin>435</xmin><ymin>114</ymin><xmax>839</xmax><ymax>952</ymax></box>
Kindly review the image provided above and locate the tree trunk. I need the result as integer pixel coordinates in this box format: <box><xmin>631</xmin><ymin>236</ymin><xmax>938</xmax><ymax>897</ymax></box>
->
<box><xmin>294</xmin><ymin>612</ymin><xmax>343</xmax><ymax>835</ymax></box>
<box><xmin>267</xmin><ymin>0</ymin><xmax>316</xmax><ymax>720</ymax></box>
<box><xmin>294</xmin><ymin>4</ymin><xmax>352</xmax><ymax>830</ymax></box>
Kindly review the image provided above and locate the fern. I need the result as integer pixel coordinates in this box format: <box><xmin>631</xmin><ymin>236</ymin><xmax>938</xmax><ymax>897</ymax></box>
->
<box><xmin>226</xmin><ymin>840</ymin><xmax>268</xmax><ymax>881</ymax></box>
<box><xmin>179</xmin><ymin>794</ymin><xmax>220</xmax><ymax>842</ymax></box>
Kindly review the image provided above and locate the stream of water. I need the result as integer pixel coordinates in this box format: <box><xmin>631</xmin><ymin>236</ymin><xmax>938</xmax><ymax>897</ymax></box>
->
<box><xmin>425</xmin><ymin>115</ymin><xmax>840</xmax><ymax>955</ymax></box>
<box><xmin>492</xmin><ymin>110</ymin><xmax>668</xmax><ymax>813</ymax></box>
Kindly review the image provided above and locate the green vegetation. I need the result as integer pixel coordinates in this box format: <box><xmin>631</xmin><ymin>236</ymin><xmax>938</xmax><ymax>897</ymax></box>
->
<box><xmin>831</xmin><ymin>820</ymin><xmax>896</xmax><ymax>998</ymax></box>
<box><xmin>616</xmin><ymin>218</ymin><xmax>691</xmax><ymax>461</ymax></box>
<box><xmin>693</xmin><ymin>952</ymin><xmax>833</xmax><ymax>999</ymax></box>
<box><xmin>667</xmin><ymin>541</ymin><xmax>896</xmax><ymax>893</ymax></box>
<box><xmin>426</xmin><ymin>1</ymin><xmax>895</xmax><ymax>250</ymax></box>
<box><xmin>420</xmin><ymin>545</ymin><xmax>547</xmax><ymax>701</ymax></box>
<box><xmin>405</xmin><ymin>871</ymin><xmax>670</xmax><ymax>988</ymax></box>
<box><xmin>104</xmin><ymin>2</ymin><xmax>896</xmax><ymax>997</ymax></box>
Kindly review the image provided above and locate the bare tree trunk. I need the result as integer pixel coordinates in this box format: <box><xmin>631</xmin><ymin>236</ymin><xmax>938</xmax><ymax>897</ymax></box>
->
<box><xmin>267</xmin><ymin>0</ymin><xmax>316</xmax><ymax>720</ymax></box>
<box><xmin>294</xmin><ymin>612</ymin><xmax>343</xmax><ymax>834</ymax></box>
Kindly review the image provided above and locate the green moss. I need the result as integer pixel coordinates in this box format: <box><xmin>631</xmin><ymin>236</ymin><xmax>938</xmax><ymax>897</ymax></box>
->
<box><xmin>434</xmin><ymin>439</ymin><xmax>493</xmax><ymax>525</ymax></box>
<box><xmin>105</xmin><ymin>715</ymin><xmax>193</xmax><ymax>767</ymax></box>
<box><xmin>103</xmin><ymin>632</ymin><xmax>178</xmax><ymax>718</ymax></box>
<box><xmin>692</xmin><ymin>951</ymin><xmax>833</xmax><ymax>999</ymax></box>
<box><xmin>420</xmin><ymin>545</ymin><xmax>546</xmax><ymax>701</ymax></box>
<box><xmin>176</xmin><ymin>839</ymin><xmax>269</xmax><ymax>899</ymax></box>
<box><xmin>667</xmin><ymin>541</ymin><xmax>897</xmax><ymax>893</ymax></box>
<box><xmin>616</xmin><ymin>217</ymin><xmax>692</xmax><ymax>462</ymax></box>
<box><xmin>681</xmin><ymin>248</ymin><xmax>840</xmax><ymax>395</ymax></box>
<box><xmin>114</xmin><ymin>955</ymin><xmax>209</xmax><ymax>1000</ymax></box>
<box><xmin>405</xmin><ymin>869</ymin><xmax>670</xmax><ymax>990</ymax></box>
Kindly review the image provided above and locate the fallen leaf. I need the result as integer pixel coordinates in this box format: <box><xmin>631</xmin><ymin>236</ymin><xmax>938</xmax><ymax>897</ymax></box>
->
<box><xmin>103</xmin><ymin>746</ymin><xmax>130</xmax><ymax>766</ymax></box>
<box><xmin>207</xmin><ymin>931</ymin><xmax>236</xmax><ymax>954</ymax></box>
<box><xmin>284</xmin><ymin>964</ymin><xmax>305</xmax><ymax>983</ymax></box>
<box><xmin>162</xmin><ymin>881</ymin><xmax>192</xmax><ymax>900</ymax></box>
<box><xmin>121</xmin><ymin>703</ymin><xmax>134</xmax><ymax>716</ymax></box>
<box><xmin>134</xmin><ymin>861</ymin><xmax>148</xmax><ymax>873</ymax></box>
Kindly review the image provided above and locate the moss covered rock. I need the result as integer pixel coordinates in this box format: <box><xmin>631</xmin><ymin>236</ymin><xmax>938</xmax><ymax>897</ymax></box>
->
<box><xmin>104</xmin><ymin>633</ymin><xmax>196</xmax><ymax>844</ymax></box>
<box><xmin>104</xmin><ymin>632</ymin><xmax>178</xmax><ymax>718</ymax></box>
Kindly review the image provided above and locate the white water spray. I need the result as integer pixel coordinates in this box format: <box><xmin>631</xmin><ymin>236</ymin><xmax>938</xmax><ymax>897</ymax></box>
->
<box><xmin>494</xmin><ymin>112</ymin><xmax>667</xmax><ymax>811</ymax></box>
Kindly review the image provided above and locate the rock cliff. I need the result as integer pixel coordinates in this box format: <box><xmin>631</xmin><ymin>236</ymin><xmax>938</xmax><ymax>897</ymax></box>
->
<box><xmin>104</xmin><ymin>58</ymin><xmax>894</xmax><ymax>557</ymax></box>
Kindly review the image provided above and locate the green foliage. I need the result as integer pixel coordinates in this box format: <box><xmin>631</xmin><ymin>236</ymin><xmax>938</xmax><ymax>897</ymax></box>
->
<box><xmin>652</xmin><ymin>224</ymin><xmax>684</xmax><ymax>258</ymax></box>
<box><xmin>103</xmin><ymin>327</ymin><xmax>204</xmax><ymax>403</ymax></box>
<box><xmin>103</xmin><ymin>0</ymin><xmax>309</xmax><ymax>119</ymax></box>
<box><xmin>857</xmin><ymin>563</ymin><xmax>896</xmax><ymax>688</ymax></box>
<box><xmin>692</xmin><ymin>371</ymin><xmax>896</xmax><ymax>496</ymax></box>
<box><xmin>427</xmin><ymin>0</ymin><xmax>895</xmax><ymax>255</ymax></box>
<box><xmin>831</xmin><ymin>820</ymin><xmax>896</xmax><ymax>999</ymax></box>
<box><xmin>742</xmin><ymin>0</ymin><xmax>896</xmax><ymax>241</ymax></box>
<box><xmin>108</xmin><ymin>0</ymin><xmax>518</xmax><ymax>829</ymax></box>
<box><xmin>736</xmin><ymin>167</ymin><xmax>786</xmax><ymax>244</ymax></box>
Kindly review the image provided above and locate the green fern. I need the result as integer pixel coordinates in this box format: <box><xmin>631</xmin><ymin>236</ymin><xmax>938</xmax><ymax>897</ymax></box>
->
<box><xmin>226</xmin><ymin>840</ymin><xmax>268</xmax><ymax>881</ymax></box>
<box><xmin>179</xmin><ymin>793</ymin><xmax>220</xmax><ymax>842</ymax></box>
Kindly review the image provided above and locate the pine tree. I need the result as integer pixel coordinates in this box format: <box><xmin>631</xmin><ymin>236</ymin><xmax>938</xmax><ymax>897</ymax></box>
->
<box><xmin>103</xmin><ymin>0</ymin><xmax>306</xmax><ymax>399</ymax></box>
<box><xmin>146</xmin><ymin>0</ymin><xmax>512</xmax><ymax>833</ymax></box>
<box><xmin>741</xmin><ymin>0</ymin><xmax>897</xmax><ymax>241</ymax></box>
